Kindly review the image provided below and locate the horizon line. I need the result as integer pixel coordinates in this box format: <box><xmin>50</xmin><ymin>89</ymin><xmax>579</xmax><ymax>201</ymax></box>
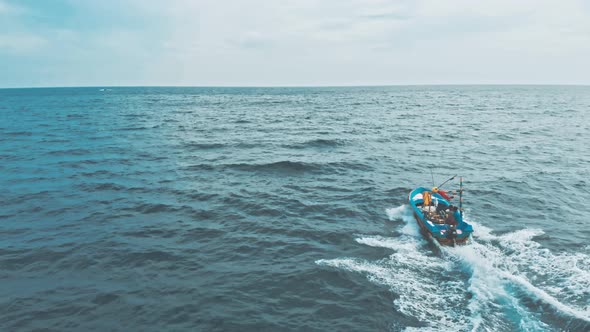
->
<box><xmin>1</xmin><ymin>83</ymin><xmax>590</xmax><ymax>90</ymax></box>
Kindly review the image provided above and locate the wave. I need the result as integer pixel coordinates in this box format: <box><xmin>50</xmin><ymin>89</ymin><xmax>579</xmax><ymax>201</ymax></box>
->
<box><xmin>79</xmin><ymin>170</ymin><xmax>118</xmax><ymax>178</ymax></box>
<box><xmin>231</xmin><ymin>160</ymin><xmax>319</xmax><ymax>173</ymax></box>
<box><xmin>122</xmin><ymin>203</ymin><xmax>195</xmax><ymax>215</ymax></box>
<box><xmin>285</xmin><ymin>138</ymin><xmax>348</xmax><ymax>149</ymax></box>
<box><xmin>183</xmin><ymin>142</ymin><xmax>226</xmax><ymax>150</ymax></box>
<box><xmin>77</xmin><ymin>182</ymin><xmax>128</xmax><ymax>192</ymax></box>
<box><xmin>241</xmin><ymin>160</ymin><xmax>373</xmax><ymax>173</ymax></box>
<box><xmin>65</xmin><ymin>158</ymin><xmax>133</xmax><ymax>167</ymax></box>
<box><xmin>182</xmin><ymin>160</ymin><xmax>373</xmax><ymax>174</ymax></box>
<box><xmin>4</xmin><ymin>131</ymin><xmax>32</xmax><ymax>136</ymax></box>
<box><xmin>114</xmin><ymin>126</ymin><xmax>149</xmax><ymax>131</ymax></box>
<box><xmin>47</xmin><ymin>148</ymin><xmax>92</xmax><ymax>156</ymax></box>
<box><xmin>317</xmin><ymin>205</ymin><xmax>590</xmax><ymax>331</ymax></box>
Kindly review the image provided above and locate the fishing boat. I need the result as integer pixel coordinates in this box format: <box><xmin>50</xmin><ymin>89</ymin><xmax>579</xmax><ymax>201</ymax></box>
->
<box><xmin>408</xmin><ymin>176</ymin><xmax>473</xmax><ymax>245</ymax></box>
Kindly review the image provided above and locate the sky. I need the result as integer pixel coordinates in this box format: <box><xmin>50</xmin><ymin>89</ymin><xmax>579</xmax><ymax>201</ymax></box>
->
<box><xmin>1</xmin><ymin>0</ymin><xmax>590</xmax><ymax>87</ymax></box>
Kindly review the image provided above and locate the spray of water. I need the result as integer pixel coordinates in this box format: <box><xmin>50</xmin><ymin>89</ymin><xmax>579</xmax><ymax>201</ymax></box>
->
<box><xmin>316</xmin><ymin>205</ymin><xmax>590</xmax><ymax>331</ymax></box>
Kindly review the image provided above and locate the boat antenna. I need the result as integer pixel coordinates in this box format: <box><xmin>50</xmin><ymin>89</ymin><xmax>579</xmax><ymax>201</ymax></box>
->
<box><xmin>438</xmin><ymin>175</ymin><xmax>457</xmax><ymax>189</ymax></box>
<box><xmin>430</xmin><ymin>170</ymin><xmax>435</xmax><ymax>187</ymax></box>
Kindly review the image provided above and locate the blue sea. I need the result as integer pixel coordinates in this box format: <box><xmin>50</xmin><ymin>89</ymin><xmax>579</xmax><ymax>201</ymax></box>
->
<box><xmin>1</xmin><ymin>86</ymin><xmax>589</xmax><ymax>331</ymax></box>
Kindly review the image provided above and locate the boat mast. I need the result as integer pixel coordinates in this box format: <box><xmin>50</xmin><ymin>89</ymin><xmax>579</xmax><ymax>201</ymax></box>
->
<box><xmin>430</xmin><ymin>170</ymin><xmax>435</xmax><ymax>187</ymax></box>
<box><xmin>459</xmin><ymin>176</ymin><xmax>463</xmax><ymax>217</ymax></box>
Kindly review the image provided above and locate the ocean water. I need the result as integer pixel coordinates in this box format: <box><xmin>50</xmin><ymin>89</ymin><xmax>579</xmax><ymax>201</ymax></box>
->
<box><xmin>1</xmin><ymin>86</ymin><xmax>589</xmax><ymax>331</ymax></box>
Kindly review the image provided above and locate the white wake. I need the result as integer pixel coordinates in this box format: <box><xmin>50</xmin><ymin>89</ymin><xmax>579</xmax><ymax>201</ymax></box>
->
<box><xmin>316</xmin><ymin>205</ymin><xmax>590</xmax><ymax>331</ymax></box>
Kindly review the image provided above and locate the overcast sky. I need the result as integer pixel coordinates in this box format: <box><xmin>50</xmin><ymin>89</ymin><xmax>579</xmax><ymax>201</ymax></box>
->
<box><xmin>1</xmin><ymin>0</ymin><xmax>590</xmax><ymax>87</ymax></box>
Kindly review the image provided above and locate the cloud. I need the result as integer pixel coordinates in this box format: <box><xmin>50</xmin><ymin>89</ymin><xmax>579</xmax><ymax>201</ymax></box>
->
<box><xmin>230</xmin><ymin>31</ymin><xmax>275</xmax><ymax>49</ymax></box>
<box><xmin>0</xmin><ymin>0</ymin><xmax>22</xmax><ymax>15</ymax></box>
<box><xmin>0</xmin><ymin>33</ymin><xmax>47</xmax><ymax>53</ymax></box>
<box><xmin>1</xmin><ymin>0</ymin><xmax>590</xmax><ymax>87</ymax></box>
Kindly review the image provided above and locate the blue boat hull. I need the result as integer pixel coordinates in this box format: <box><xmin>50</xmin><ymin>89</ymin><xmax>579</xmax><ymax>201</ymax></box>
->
<box><xmin>408</xmin><ymin>187</ymin><xmax>473</xmax><ymax>245</ymax></box>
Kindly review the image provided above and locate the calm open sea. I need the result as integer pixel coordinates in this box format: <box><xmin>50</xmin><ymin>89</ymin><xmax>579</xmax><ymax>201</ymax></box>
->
<box><xmin>1</xmin><ymin>86</ymin><xmax>589</xmax><ymax>331</ymax></box>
